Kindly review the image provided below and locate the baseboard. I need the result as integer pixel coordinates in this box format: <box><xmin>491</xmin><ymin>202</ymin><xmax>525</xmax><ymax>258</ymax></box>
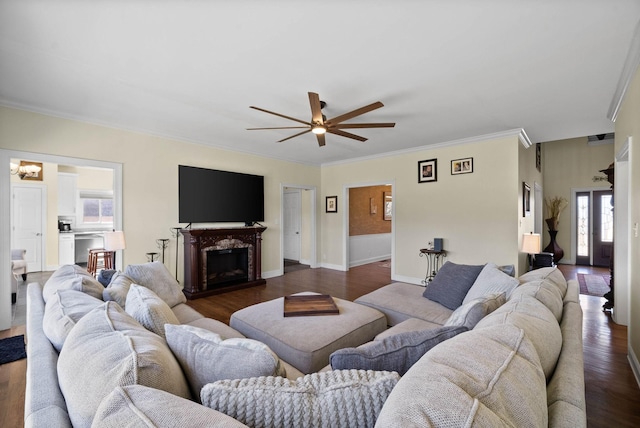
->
<box><xmin>262</xmin><ymin>269</ymin><xmax>281</xmax><ymax>279</ymax></box>
<box><xmin>320</xmin><ymin>262</ymin><xmax>347</xmax><ymax>271</ymax></box>
<box><xmin>391</xmin><ymin>273</ymin><xmax>424</xmax><ymax>286</ymax></box>
<box><xmin>628</xmin><ymin>344</ymin><xmax>640</xmax><ymax>390</ymax></box>
<box><xmin>349</xmin><ymin>255</ymin><xmax>391</xmax><ymax>268</ymax></box>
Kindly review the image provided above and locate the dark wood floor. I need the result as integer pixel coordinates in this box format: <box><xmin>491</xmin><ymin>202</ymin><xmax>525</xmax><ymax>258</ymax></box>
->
<box><xmin>1</xmin><ymin>262</ymin><xmax>639</xmax><ymax>427</ymax></box>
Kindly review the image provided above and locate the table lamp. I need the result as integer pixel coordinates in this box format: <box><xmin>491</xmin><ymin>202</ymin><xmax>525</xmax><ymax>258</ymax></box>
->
<box><xmin>521</xmin><ymin>232</ymin><xmax>541</xmax><ymax>271</ymax></box>
<box><xmin>104</xmin><ymin>231</ymin><xmax>126</xmax><ymax>269</ymax></box>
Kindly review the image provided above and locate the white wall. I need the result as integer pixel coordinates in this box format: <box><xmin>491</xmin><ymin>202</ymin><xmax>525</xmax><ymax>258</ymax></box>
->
<box><xmin>349</xmin><ymin>233</ymin><xmax>391</xmax><ymax>267</ymax></box>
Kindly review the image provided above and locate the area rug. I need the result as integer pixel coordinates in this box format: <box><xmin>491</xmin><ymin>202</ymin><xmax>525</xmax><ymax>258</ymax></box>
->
<box><xmin>577</xmin><ymin>274</ymin><xmax>611</xmax><ymax>297</ymax></box>
<box><xmin>0</xmin><ymin>335</ymin><xmax>26</xmax><ymax>365</ymax></box>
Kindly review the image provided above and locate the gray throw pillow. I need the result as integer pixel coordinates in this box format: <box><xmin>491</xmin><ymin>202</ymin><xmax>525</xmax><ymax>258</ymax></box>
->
<box><xmin>125</xmin><ymin>284</ymin><xmax>180</xmax><ymax>339</ymax></box>
<box><xmin>422</xmin><ymin>261</ymin><xmax>485</xmax><ymax>310</ymax></box>
<box><xmin>444</xmin><ymin>293</ymin><xmax>506</xmax><ymax>330</ymax></box>
<box><xmin>42</xmin><ymin>264</ymin><xmax>104</xmax><ymax>303</ymax></box>
<box><xmin>201</xmin><ymin>370</ymin><xmax>400</xmax><ymax>428</ymax></box>
<box><xmin>462</xmin><ymin>263</ymin><xmax>519</xmax><ymax>304</ymax></box>
<box><xmin>329</xmin><ymin>325</ymin><xmax>468</xmax><ymax>375</ymax></box>
<box><xmin>124</xmin><ymin>261</ymin><xmax>186</xmax><ymax>308</ymax></box>
<box><xmin>102</xmin><ymin>271</ymin><xmax>134</xmax><ymax>309</ymax></box>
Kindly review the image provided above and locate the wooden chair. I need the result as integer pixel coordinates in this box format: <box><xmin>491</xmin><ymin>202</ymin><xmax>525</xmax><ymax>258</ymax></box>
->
<box><xmin>87</xmin><ymin>248</ymin><xmax>114</xmax><ymax>277</ymax></box>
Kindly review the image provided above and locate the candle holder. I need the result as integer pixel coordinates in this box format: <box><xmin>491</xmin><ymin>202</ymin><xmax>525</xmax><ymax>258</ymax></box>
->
<box><xmin>156</xmin><ymin>238</ymin><xmax>169</xmax><ymax>263</ymax></box>
<box><xmin>170</xmin><ymin>227</ymin><xmax>182</xmax><ymax>282</ymax></box>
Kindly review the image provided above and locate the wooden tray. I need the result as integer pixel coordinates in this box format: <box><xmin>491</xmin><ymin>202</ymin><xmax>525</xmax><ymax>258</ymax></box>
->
<box><xmin>283</xmin><ymin>294</ymin><xmax>339</xmax><ymax>317</ymax></box>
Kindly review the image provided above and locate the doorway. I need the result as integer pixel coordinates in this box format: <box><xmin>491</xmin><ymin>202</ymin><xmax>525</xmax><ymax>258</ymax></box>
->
<box><xmin>11</xmin><ymin>184</ymin><xmax>46</xmax><ymax>272</ymax></box>
<box><xmin>575</xmin><ymin>189</ymin><xmax>613</xmax><ymax>267</ymax></box>
<box><xmin>281</xmin><ymin>185</ymin><xmax>316</xmax><ymax>274</ymax></box>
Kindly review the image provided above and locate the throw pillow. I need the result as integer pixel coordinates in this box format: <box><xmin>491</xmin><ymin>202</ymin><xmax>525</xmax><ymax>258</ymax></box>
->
<box><xmin>201</xmin><ymin>369</ymin><xmax>400</xmax><ymax>428</ymax></box>
<box><xmin>42</xmin><ymin>289</ymin><xmax>104</xmax><ymax>352</ymax></box>
<box><xmin>462</xmin><ymin>262</ymin><xmax>520</xmax><ymax>304</ymax></box>
<box><xmin>102</xmin><ymin>271</ymin><xmax>134</xmax><ymax>309</ymax></box>
<box><xmin>58</xmin><ymin>302</ymin><xmax>191</xmax><ymax>428</ymax></box>
<box><xmin>93</xmin><ymin>385</ymin><xmax>247</xmax><ymax>428</ymax></box>
<box><xmin>42</xmin><ymin>264</ymin><xmax>104</xmax><ymax>303</ymax></box>
<box><xmin>422</xmin><ymin>261</ymin><xmax>485</xmax><ymax>310</ymax></box>
<box><xmin>124</xmin><ymin>261</ymin><xmax>186</xmax><ymax>307</ymax></box>
<box><xmin>330</xmin><ymin>325</ymin><xmax>468</xmax><ymax>375</ymax></box>
<box><xmin>125</xmin><ymin>284</ymin><xmax>180</xmax><ymax>339</ymax></box>
<box><xmin>165</xmin><ymin>324</ymin><xmax>286</xmax><ymax>400</ymax></box>
<box><xmin>444</xmin><ymin>293</ymin><xmax>506</xmax><ymax>330</ymax></box>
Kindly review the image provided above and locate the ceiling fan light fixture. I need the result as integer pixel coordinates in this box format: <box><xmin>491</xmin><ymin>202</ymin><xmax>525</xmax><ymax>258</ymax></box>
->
<box><xmin>312</xmin><ymin>125</ymin><xmax>326</xmax><ymax>135</ymax></box>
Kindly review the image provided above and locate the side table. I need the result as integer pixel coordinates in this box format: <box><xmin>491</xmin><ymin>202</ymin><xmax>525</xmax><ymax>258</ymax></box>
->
<box><xmin>419</xmin><ymin>249</ymin><xmax>446</xmax><ymax>284</ymax></box>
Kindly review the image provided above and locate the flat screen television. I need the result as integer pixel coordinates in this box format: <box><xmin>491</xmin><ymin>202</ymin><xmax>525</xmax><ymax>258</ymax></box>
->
<box><xmin>179</xmin><ymin>165</ymin><xmax>264</xmax><ymax>225</ymax></box>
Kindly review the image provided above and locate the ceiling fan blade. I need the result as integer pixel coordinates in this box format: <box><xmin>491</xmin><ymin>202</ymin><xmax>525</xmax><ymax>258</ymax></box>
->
<box><xmin>332</xmin><ymin>123</ymin><xmax>396</xmax><ymax>129</ymax></box>
<box><xmin>316</xmin><ymin>133</ymin><xmax>326</xmax><ymax>147</ymax></box>
<box><xmin>247</xmin><ymin>126</ymin><xmax>310</xmax><ymax>130</ymax></box>
<box><xmin>327</xmin><ymin>128</ymin><xmax>368</xmax><ymax>142</ymax></box>
<box><xmin>308</xmin><ymin>92</ymin><xmax>324</xmax><ymax>124</ymax></box>
<box><xmin>250</xmin><ymin>106</ymin><xmax>311</xmax><ymax>126</ymax></box>
<box><xmin>326</xmin><ymin>101</ymin><xmax>384</xmax><ymax>125</ymax></box>
<box><xmin>278</xmin><ymin>129</ymin><xmax>312</xmax><ymax>143</ymax></box>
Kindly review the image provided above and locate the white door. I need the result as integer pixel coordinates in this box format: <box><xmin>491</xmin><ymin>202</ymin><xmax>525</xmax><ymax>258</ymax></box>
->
<box><xmin>12</xmin><ymin>185</ymin><xmax>45</xmax><ymax>272</ymax></box>
<box><xmin>283</xmin><ymin>190</ymin><xmax>301</xmax><ymax>261</ymax></box>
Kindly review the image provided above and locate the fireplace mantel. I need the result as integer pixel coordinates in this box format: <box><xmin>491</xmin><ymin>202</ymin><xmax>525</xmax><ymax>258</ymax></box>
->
<box><xmin>181</xmin><ymin>227</ymin><xmax>267</xmax><ymax>299</ymax></box>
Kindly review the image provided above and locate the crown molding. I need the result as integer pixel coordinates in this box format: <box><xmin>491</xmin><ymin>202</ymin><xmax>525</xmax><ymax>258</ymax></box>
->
<box><xmin>608</xmin><ymin>20</ymin><xmax>640</xmax><ymax>122</ymax></box>
<box><xmin>322</xmin><ymin>128</ymin><xmax>530</xmax><ymax>167</ymax></box>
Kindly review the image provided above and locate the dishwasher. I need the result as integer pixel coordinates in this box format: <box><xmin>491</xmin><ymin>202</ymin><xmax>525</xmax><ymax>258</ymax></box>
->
<box><xmin>74</xmin><ymin>233</ymin><xmax>105</xmax><ymax>265</ymax></box>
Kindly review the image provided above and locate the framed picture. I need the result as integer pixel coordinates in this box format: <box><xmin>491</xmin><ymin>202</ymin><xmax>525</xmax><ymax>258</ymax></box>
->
<box><xmin>523</xmin><ymin>182</ymin><xmax>531</xmax><ymax>217</ymax></box>
<box><xmin>326</xmin><ymin>195</ymin><xmax>338</xmax><ymax>213</ymax></box>
<box><xmin>383</xmin><ymin>192</ymin><xmax>392</xmax><ymax>220</ymax></box>
<box><xmin>19</xmin><ymin>161</ymin><xmax>44</xmax><ymax>181</ymax></box>
<box><xmin>536</xmin><ymin>143</ymin><xmax>541</xmax><ymax>172</ymax></box>
<box><xmin>418</xmin><ymin>159</ymin><xmax>437</xmax><ymax>183</ymax></box>
<box><xmin>451</xmin><ymin>157</ymin><xmax>473</xmax><ymax>175</ymax></box>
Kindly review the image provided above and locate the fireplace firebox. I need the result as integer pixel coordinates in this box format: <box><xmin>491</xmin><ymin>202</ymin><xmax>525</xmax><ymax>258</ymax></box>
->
<box><xmin>181</xmin><ymin>227</ymin><xmax>266</xmax><ymax>299</ymax></box>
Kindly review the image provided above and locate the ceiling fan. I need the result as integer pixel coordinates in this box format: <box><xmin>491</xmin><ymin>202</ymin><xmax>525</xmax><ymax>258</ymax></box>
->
<box><xmin>247</xmin><ymin>92</ymin><xmax>395</xmax><ymax>147</ymax></box>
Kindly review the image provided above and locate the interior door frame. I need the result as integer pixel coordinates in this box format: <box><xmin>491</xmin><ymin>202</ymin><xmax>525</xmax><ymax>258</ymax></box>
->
<box><xmin>279</xmin><ymin>183</ymin><xmax>317</xmax><ymax>275</ymax></box>
<box><xmin>11</xmin><ymin>182</ymin><xmax>47</xmax><ymax>272</ymax></box>
<box><xmin>0</xmin><ymin>149</ymin><xmax>123</xmax><ymax>331</ymax></box>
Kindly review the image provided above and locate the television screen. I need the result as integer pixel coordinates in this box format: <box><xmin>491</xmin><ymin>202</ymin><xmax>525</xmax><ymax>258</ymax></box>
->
<box><xmin>179</xmin><ymin>165</ymin><xmax>264</xmax><ymax>224</ymax></box>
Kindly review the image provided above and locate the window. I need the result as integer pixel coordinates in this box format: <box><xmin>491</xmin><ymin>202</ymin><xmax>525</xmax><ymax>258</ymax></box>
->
<box><xmin>78</xmin><ymin>190</ymin><xmax>113</xmax><ymax>226</ymax></box>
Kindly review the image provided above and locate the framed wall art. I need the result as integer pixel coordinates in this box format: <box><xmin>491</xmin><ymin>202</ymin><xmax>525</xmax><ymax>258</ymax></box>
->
<box><xmin>522</xmin><ymin>182</ymin><xmax>531</xmax><ymax>217</ymax></box>
<box><xmin>418</xmin><ymin>159</ymin><xmax>437</xmax><ymax>183</ymax></box>
<box><xmin>451</xmin><ymin>157</ymin><xmax>473</xmax><ymax>175</ymax></box>
<box><xmin>383</xmin><ymin>192</ymin><xmax>392</xmax><ymax>220</ymax></box>
<box><xmin>326</xmin><ymin>196</ymin><xmax>338</xmax><ymax>213</ymax></box>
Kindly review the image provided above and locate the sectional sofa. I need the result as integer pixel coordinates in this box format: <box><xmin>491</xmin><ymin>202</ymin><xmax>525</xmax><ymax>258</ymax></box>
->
<box><xmin>24</xmin><ymin>261</ymin><xmax>585</xmax><ymax>427</ymax></box>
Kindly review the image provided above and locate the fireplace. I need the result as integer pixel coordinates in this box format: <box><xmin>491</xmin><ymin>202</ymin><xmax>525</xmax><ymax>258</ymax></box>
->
<box><xmin>206</xmin><ymin>247</ymin><xmax>249</xmax><ymax>288</ymax></box>
<box><xmin>181</xmin><ymin>227</ymin><xmax>266</xmax><ymax>299</ymax></box>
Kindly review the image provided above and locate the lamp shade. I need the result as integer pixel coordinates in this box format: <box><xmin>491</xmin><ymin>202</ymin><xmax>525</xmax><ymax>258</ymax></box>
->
<box><xmin>521</xmin><ymin>233</ymin><xmax>541</xmax><ymax>254</ymax></box>
<box><xmin>104</xmin><ymin>231</ymin><xmax>126</xmax><ymax>251</ymax></box>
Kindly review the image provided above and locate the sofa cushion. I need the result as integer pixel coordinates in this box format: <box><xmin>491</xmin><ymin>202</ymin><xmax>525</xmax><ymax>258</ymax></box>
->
<box><xmin>463</xmin><ymin>262</ymin><xmax>519</xmax><ymax>304</ymax></box>
<box><xmin>93</xmin><ymin>385</ymin><xmax>248</xmax><ymax>428</ymax></box>
<box><xmin>42</xmin><ymin>289</ymin><xmax>103</xmax><ymax>352</ymax></box>
<box><xmin>475</xmin><ymin>294</ymin><xmax>562</xmax><ymax>379</ymax></box>
<box><xmin>125</xmin><ymin>284</ymin><xmax>180</xmax><ymax>339</ymax></box>
<box><xmin>444</xmin><ymin>293</ymin><xmax>506</xmax><ymax>330</ymax></box>
<box><xmin>330</xmin><ymin>325</ymin><xmax>468</xmax><ymax>375</ymax></box>
<box><xmin>510</xmin><ymin>280</ymin><xmax>564</xmax><ymax>322</ymax></box>
<box><xmin>355</xmin><ymin>282</ymin><xmax>453</xmax><ymax>326</ymax></box>
<box><xmin>42</xmin><ymin>264</ymin><xmax>104</xmax><ymax>303</ymax></box>
<box><xmin>422</xmin><ymin>261</ymin><xmax>485</xmax><ymax>310</ymax></box>
<box><xmin>102</xmin><ymin>271</ymin><xmax>134</xmax><ymax>309</ymax></box>
<box><xmin>374</xmin><ymin>318</ymin><xmax>442</xmax><ymax>340</ymax></box>
<box><xmin>165</xmin><ymin>324</ymin><xmax>286</xmax><ymax>400</ymax></box>
<box><xmin>201</xmin><ymin>369</ymin><xmax>400</xmax><ymax>428</ymax></box>
<box><xmin>124</xmin><ymin>261</ymin><xmax>186</xmax><ymax>308</ymax></box>
<box><xmin>518</xmin><ymin>267</ymin><xmax>568</xmax><ymax>297</ymax></box>
<box><xmin>375</xmin><ymin>324</ymin><xmax>548</xmax><ymax>427</ymax></box>
<box><xmin>58</xmin><ymin>302</ymin><xmax>191</xmax><ymax>428</ymax></box>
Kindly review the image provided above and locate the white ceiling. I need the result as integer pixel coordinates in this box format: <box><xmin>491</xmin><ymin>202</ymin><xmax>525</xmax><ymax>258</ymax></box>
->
<box><xmin>1</xmin><ymin>1</ymin><xmax>639</xmax><ymax>166</ymax></box>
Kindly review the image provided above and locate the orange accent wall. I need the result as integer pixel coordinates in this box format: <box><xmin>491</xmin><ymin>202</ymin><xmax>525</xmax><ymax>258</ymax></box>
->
<box><xmin>349</xmin><ymin>185</ymin><xmax>392</xmax><ymax>236</ymax></box>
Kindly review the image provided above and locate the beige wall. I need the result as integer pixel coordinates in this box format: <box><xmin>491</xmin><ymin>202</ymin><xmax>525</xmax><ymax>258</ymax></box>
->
<box><xmin>541</xmin><ymin>137</ymin><xmax>615</xmax><ymax>262</ymax></box>
<box><xmin>321</xmin><ymin>135</ymin><xmax>523</xmax><ymax>281</ymax></box>
<box><xmin>615</xmin><ymin>67</ymin><xmax>640</xmax><ymax>371</ymax></box>
<box><xmin>1</xmin><ymin>107</ymin><xmax>322</xmax><ymax>281</ymax></box>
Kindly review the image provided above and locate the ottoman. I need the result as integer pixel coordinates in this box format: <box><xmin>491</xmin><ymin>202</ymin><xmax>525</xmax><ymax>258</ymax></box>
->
<box><xmin>230</xmin><ymin>293</ymin><xmax>387</xmax><ymax>373</ymax></box>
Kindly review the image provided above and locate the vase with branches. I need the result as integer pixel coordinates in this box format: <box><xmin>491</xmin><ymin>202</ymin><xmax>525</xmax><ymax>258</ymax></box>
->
<box><xmin>544</xmin><ymin>196</ymin><xmax>568</xmax><ymax>231</ymax></box>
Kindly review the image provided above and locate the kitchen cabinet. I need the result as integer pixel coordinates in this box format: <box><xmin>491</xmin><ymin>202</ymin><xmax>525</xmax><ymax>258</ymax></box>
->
<box><xmin>59</xmin><ymin>233</ymin><xmax>75</xmax><ymax>265</ymax></box>
<box><xmin>58</xmin><ymin>173</ymin><xmax>78</xmax><ymax>216</ymax></box>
